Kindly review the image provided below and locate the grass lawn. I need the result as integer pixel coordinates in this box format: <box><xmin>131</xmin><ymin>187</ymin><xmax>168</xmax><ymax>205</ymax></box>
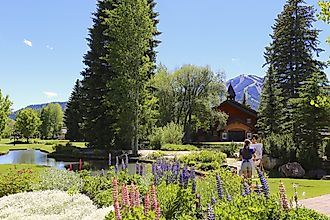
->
<box><xmin>268</xmin><ymin>178</ymin><xmax>330</xmax><ymax>199</ymax></box>
<box><xmin>0</xmin><ymin>164</ymin><xmax>48</xmax><ymax>174</ymax></box>
<box><xmin>0</xmin><ymin>139</ymin><xmax>87</xmax><ymax>154</ymax></box>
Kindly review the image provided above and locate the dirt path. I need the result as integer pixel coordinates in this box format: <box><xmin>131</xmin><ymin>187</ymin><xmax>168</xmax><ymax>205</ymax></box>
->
<box><xmin>299</xmin><ymin>194</ymin><xmax>330</xmax><ymax>217</ymax></box>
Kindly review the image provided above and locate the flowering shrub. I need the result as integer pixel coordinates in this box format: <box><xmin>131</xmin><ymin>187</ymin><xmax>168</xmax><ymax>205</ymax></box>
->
<box><xmin>32</xmin><ymin>168</ymin><xmax>84</xmax><ymax>192</ymax></box>
<box><xmin>179</xmin><ymin>150</ymin><xmax>226</xmax><ymax>171</ymax></box>
<box><xmin>0</xmin><ymin>190</ymin><xmax>113</xmax><ymax>220</ymax></box>
<box><xmin>0</xmin><ymin>168</ymin><xmax>36</xmax><ymax>197</ymax></box>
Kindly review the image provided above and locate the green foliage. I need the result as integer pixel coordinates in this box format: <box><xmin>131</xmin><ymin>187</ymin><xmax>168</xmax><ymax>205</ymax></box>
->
<box><xmin>149</xmin><ymin>122</ymin><xmax>183</xmax><ymax>149</ymax></box>
<box><xmin>40</xmin><ymin>103</ymin><xmax>64</xmax><ymax>139</ymax></box>
<box><xmin>161</xmin><ymin>144</ymin><xmax>198</xmax><ymax>151</ymax></box>
<box><xmin>52</xmin><ymin>142</ymin><xmax>80</xmax><ymax>154</ymax></box>
<box><xmin>145</xmin><ymin>151</ymin><xmax>165</xmax><ymax>160</ymax></box>
<box><xmin>324</xmin><ymin>139</ymin><xmax>330</xmax><ymax>159</ymax></box>
<box><xmin>65</xmin><ymin>80</ymin><xmax>85</xmax><ymax>141</ymax></box>
<box><xmin>105</xmin><ymin>207</ymin><xmax>159</xmax><ymax>220</ymax></box>
<box><xmin>32</xmin><ymin>168</ymin><xmax>84</xmax><ymax>192</ymax></box>
<box><xmin>262</xmin><ymin>133</ymin><xmax>295</xmax><ymax>162</ymax></box>
<box><xmin>0</xmin><ymin>89</ymin><xmax>12</xmax><ymax>138</ymax></box>
<box><xmin>199</xmin><ymin>143</ymin><xmax>240</xmax><ymax>158</ymax></box>
<box><xmin>15</xmin><ymin>108</ymin><xmax>41</xmax><ymax>142</ymax></box>
<box><xmin>0</xmin><ymin>168</ymin><xmax>36</xmax><ymax>197</ymax></box>
<box><xmin>179</xmin><ymin>150</ymin><xmax>227</xmax><ymax>171</ymax></box>
<box><xmin>2</xmin><ymin>118</ymin><xmax>15</xmax><ymax>138</ymax></box>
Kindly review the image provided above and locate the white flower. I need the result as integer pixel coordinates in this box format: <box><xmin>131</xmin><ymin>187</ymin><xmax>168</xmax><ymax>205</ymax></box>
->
<box><xmin>302</xmin><ymin>192</ymin><xmax>306</xmax><ymax>197</ymax></box>
<box><xmin>0</xmin><ymin>190</ymin><xmax>113</xmax><ymax>220</ymax></box>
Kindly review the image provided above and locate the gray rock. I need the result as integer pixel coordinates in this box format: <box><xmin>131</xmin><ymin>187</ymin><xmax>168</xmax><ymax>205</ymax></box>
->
<box><xmin>321</xmin><ymin>175</ymin><xmax>330</xmax><ymax>180</ymax></box>
<box><xmin>262</xmin><ymin>155</ymin><xmax>281</xmax><ymax>170</ymax></box>
<box><xmin>278</xmin><ymin>162</ymin><xmax>305</xmax><ymax>178</ymax></box>
<box><xmin>306</xmin><ymin>169</ymin><xmax>327</xmax><ymax>179</ymax></box>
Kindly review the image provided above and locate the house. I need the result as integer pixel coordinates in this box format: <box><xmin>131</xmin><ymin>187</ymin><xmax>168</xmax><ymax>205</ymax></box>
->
<box><xmin>216</xmin><ymin>84</ymin><xmax>257</xmax><ymax>141</ymax></box>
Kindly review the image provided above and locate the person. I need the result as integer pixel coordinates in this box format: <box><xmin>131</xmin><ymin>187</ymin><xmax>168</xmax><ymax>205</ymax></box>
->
<box><xmin>239</xmin><ymin>139</ymin><xmax>255</xmax><ymax>179</ymax></box>
<box><xmin>250</xmin><ymin>134</ymin><xmax>263</xmax><ymax>168</ymax></box>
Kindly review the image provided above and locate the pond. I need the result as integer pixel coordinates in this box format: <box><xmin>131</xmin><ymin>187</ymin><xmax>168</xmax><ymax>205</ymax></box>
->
<box><xmin>0</xmin><ymin>149</ymin><xmax>137</xmax><ymax>173</ymax></box>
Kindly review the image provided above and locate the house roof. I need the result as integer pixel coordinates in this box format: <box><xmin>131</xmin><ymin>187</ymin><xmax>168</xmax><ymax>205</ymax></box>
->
<box><xmin>219</xmin><ymin>99</ymin><xmax>257</xmax><ymax>117</ymax></box>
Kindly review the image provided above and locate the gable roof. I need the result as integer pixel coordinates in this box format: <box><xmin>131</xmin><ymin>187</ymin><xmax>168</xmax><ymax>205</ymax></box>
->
<box><xmin>218</xmin><ymin>99</ymin><xmax>257</xmax><ymax>117</ymax></box>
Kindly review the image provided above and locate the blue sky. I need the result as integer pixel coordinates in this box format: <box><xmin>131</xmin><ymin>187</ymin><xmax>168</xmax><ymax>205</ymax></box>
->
<box><xmin>0</xmin><ymin>0</ymin><xmax>329</xmax><ymax>110</ymax></box>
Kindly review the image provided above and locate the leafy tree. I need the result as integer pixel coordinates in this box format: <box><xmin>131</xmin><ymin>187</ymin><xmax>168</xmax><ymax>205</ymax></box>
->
<box><xmin>318</xmin><ymin>1</ymin><xmax>330</xmax><ymax>47</ymax></box>
<box><xmin>64</xmin><ymin>80</ymin><xmax>85</xmax><ymax>141</ymax></box>
<box><xmin>40</xmin><ymin>103</ymin><xmax>64</xmax><ymax>139</ymax></box>
<box><xmin>264</xmin><ymin>0</ymin><xmax>325</xmax><ymax>135</ymax></box>
<box><xmin>2</xmin><ymin>118</ymin><xmax>15</xmax><ymax>138</ymax></box>
<box><xmin>0</xmin><ymin>89</ymin><xmax>12</xmax><ymax>138</ymax></box>
<box><xmin>289</xmin><ymin>72</ymin><xmax>330</xmax><ymax>167</ymax></box>
<box><xmin>15</xmin><ymin>108</ymin><xmax>41</xmax><ymax>142</ymax></box>
<box><xmin>257</xmin><ymin>67</ymin><xmax>283</xmax><ymax>136</ymax></box>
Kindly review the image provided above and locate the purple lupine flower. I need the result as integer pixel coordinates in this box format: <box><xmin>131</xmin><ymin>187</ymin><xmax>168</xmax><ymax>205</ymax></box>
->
<box><xmin>154</xmin><ymin>174</ymin><xmax>159</xmax><ymax>185</ymax></box>
<box><xmin>243</xmin><ymin>182</ymin><xmax>251</xmax><ymax>195</ymax></box>
<box><xmin>257</xmin><ymin>167</ymin><xmax>270</xmax><ymax>198</ymax></box>
<box><xmin>182</xmin><ymin>165</ymin><xmax>189</xmax><ymax>188</ymax></box>
<box><xmin>216</xmin><ymin>175</ymin><xmax>224</xmax><ymax>199</ymax></box>
<box><xmin>179</xmin><ymin>171</ymin><xmax>184</xmax><ymax>187</ymax></box>
<box><xmin>139</xmin><ymin>164</ymin><xmax>144</xmax><ymax>176</ymax></box>
<box><xmin>116</xmin><ymin>156</ymin><xmax>119</xmax><ymax>166</ymax></box>
<box><xmin>241</xmin><ymin>189</ymin><xmax>247</xmax><ymax>197</ymax></box>
<box><xmin>211</xmin><ymin>196</ymin><xmax>216</xmax><ymax>204</ymax></box>
<box><xmin>192</xmin><ymin>179</ymin><xmax>196</xmax><ymax>194</ymax></box>
<box><xmin>190</xmin><ymin>167</ymin><xmax>196</xmax><ymax>180</ymax></box>
<box><xmin>115</xmin><ymin>163</ymin><xmax>119</xmax><ymax>173</ymax></box>
<box><xmin>255</xmin><ymin>182</ymin><xmax>262</xmax><ymax>196</ymax></box>
<box><xmin>121</xmin><ymin>158</ymin><xmax>126</xmax><ymax>170</ymax></box>
<box><xmin>226</xmin><ymin>192</ymin><xmax>232</xmax><ymax>201</ymax></box>
<box><xmin>135</xmin><ymin>162</ymin><xmax>140</xmax><ymax>175</ymax></box>
<box><xmin>152</xmin><ymin>163</ymin><xmax>156</xmax><ymax>175</ymax></box>
<box><xmin>207</xmin><ymin>204</ymin><xmax>215</xmax><ymax>220</ymax></box>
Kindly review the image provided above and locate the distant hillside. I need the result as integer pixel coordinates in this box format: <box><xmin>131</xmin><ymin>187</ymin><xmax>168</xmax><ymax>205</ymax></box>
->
<box><xmin>226</xmin><ymin>74</ymin><xmax>264</xmax><ymax>110</ymax></box>
<box><xmin>9</xmin><ymin>102</ymin><xmax>67</xmax><ymax>120</ymax></box>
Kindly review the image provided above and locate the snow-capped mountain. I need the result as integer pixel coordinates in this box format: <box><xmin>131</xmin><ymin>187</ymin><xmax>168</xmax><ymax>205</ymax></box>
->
<box><xmin>226</xmin><ymin>74</ymin><xmax>264</xmax><ymax>110</ymax></box>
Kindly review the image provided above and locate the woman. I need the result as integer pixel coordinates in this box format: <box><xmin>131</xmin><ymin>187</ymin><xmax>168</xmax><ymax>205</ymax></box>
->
<box><xmin>239</xmin><ymin>139</ymin><xmax>256</xmax><ymax>179</ymax></box>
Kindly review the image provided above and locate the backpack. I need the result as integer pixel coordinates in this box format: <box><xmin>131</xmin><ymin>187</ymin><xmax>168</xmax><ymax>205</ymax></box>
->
<box><xmin>241</xmin><ymin>147</ymin><xmax>252</xmax><ymax>160</ymax></box>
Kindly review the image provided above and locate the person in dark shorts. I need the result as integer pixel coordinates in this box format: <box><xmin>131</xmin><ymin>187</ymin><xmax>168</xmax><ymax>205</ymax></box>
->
<box><xmin>239</xmin><ymin>139</ymin><xmax>256</xmax><ymax>179</ymax></box>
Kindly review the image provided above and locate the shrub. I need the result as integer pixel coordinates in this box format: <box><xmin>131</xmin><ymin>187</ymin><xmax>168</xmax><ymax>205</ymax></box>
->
<box><xmin>145</xmin><ymin>151</ymin><xmax>166</xmax><ymax>160</ymax></box>
<box><xmin>199</xmin><ymin>143</ymin><xmax>240</xmax><ymax>157</ymax></box>
<box><xmin>149</xmin><ymin>122</ymin><xmax>183</xmax><ymax>149</ymax></box>
<box><xmin>262</xmin><ymin>133</ymin><xmax>295</xmax><ymax>162</ymax></box>
<box><xmin>161</xmin><ymin>144</ymin><xmax>198</xmax><ymax>151</ymax></box>
<box><xmin>32</xmin><ymin>168</ymin><xmax>84</xmax><ymax>192</ymax></box>
<box><xmin>52</xmin><ymin>142</ymin><xmax>80</xmax><ymax>154</ymax></box>
<box><xmin>0</xmin><ymin>190</ymin><xmax>113</xmax><ymax>220</ymax></box>
<box><xmin>0</xmin><ymin>168</ymin><xmax>37</xmax><ymax>197</ymax></box>
<box><xmin>179</xmin><ymin>150</ymin><xmax>227</xmax><ymax>171</ymax></box>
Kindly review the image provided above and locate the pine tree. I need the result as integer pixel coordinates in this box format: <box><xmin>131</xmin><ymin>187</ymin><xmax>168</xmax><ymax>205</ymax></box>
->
<box><xmin>264</xmin><ymin>0</ymin><xmax>325</xmax><ymax>134</ymax></box>
<box><xmin>289</xmin><ymin>72</ymin><xmax>330</xmax><ymax>167</ymax></box>
<box><xmin>65</xmin><ymin>80</ymin><xmax>85</xmax><ymax>141</ymax></box>
<box><xmin>257</xmin><ymin>67</ymin><xmax>283</xmax><ymax>136</ymax></box>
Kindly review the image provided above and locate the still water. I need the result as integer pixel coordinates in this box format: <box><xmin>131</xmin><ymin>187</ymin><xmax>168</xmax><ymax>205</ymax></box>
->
<box><xmin>0</xmin><ymin>149</ymin><xmax>137</xmax><ymax>173</ymax></box>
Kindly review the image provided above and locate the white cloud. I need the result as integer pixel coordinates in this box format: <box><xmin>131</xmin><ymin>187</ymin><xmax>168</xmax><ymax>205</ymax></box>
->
<box><xmin>231</xmin><ymin>58</ymin><xmax>239</xmax><ymax>62</ymax></box>
<box><xmin>23</xmin><ymin>39</ymin><xmax>32</xmax><ymax>47</ymax></box>
<box><xmin>46</xmin><ymin>45</ymin><xmax>54</xmax><ymax>50</ymax></box>
<box><xmin>44</xmin><ymin>91</ymin><xmax>58</xmax><ymax>98</ymax></box>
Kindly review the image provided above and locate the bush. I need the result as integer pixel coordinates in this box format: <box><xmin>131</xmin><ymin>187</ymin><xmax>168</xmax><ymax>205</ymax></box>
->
<box><xmin>161</xmin><ymin>144</ymin><xmax>198</xmax><ymax>151</ymax></box>
<box><xmin>179</xmin><ymin>150</ymin><xmax>227</xmax><ymax>171</ymax></box>
<box><xmin>262</xmin><ymin>133</ymin><xmax>295</xmax><ymax>162</ymax></box>
<box><xmin>149</xmin><ymin>122</ymin><xmax>183</xmax><ymax>149</ymax></box>
<box><xmin>325</xmin><ymin>139</ymin><xmax>330</xmax><ymax>159</ymax></box>
<box><xmin>33</xmin><ymin>168</ymin><xmax>84</xmax><ymax>192</ymax></box>
<box><xmin>199</xmin><ymin>143</ymin><xmax>240</xmax><ymax>157</ymax></box>
<box><xmin>52</xmin><ymin>142</ymin><xmax>80</xmax><ymax>154</ymax></box>
<box><xmin>0</xmin><ymin>168</ymin><xmax>36</xmax><ymax>197</ymax></box>
<box><xmin>145</xmin><ymin>151</ymin><xmax>166</xmax><ymax>160</ymax></box>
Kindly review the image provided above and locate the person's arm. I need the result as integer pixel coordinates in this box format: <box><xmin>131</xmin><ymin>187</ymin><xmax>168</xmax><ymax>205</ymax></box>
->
<box><xmin>239</xmin><ymin>149</ymin><xmax>242</xmax><ymax>160</ymax></box>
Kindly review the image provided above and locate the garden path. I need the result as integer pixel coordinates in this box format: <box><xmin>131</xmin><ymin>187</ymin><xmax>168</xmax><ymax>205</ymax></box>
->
<box><xmin>299</xmin><ymin>194</ymin><xmax>330</xmax><ymax>217</ymax></box>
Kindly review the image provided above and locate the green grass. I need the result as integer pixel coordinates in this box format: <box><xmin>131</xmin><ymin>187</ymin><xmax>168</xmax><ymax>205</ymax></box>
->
<box><xmin>0</xmin><ymin>164</ymin><xmax>48</xmax><ymax>174</ymax></box>
<box><xmin>0</xmin><ymin>138</ymin><xmax>87</xmax><ymax>154</ymax></box>
<box><xmin>268</xmin><ymin>178</ymin><xmax>330</xmax><ymax>199</ymax></box>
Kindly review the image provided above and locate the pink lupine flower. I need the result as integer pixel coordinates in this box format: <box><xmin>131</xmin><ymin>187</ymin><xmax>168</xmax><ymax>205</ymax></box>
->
<box><xmin>134</xmin><ymin>187</ymin><xmax>140</xmax><ymax>207</ymax></box>
<box><xmin>121</xmin><ymin>184</ymin><xmax>130</xmax><ymax>207</ymax></box>
<box><xmin>130</xmin><ymin>184</ymin><xmax>136</xmax><ymax>208</ymax></box>
<box><xmin>112</xmin><ymin>178</ymin><xmax>119</xmax><ymax>202</ymax></box>
<box><xmin>279</xmin><ymin>182</ymin><xmax>289</xmax><ymax>210</ymax></box>
<box><xmin>69</xmin><ymin>163</ymin><xmax>72</xmax><ymax>171</ymax></box>
<box><xmin>151</xmin><ymin>184</ymin><xmax>157</xmax><ymax>210</ymax></box>
<box><xmin>144</xmin><ymin>193</ymin><xmax>150</xmax><ymax>216</ymax></box>
<box><xmin>79</xmin><ymin>159</ymin><xmax>83</xmax><ymax>171</ymax></box>
<box><xmin>155</xmin><ymin>204</ymin><xmax>161</xmax><ymax>220</ymax></box>
<box><xmin>114</xmin><ymin>200</ymin><xmax>122</xmax><ymax>220</ymax></box>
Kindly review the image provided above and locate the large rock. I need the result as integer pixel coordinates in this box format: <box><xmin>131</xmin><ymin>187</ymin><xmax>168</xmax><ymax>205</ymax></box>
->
<box><xmin>278</xmin><ymin>162</ymin><xmax>305</xmax><ymax>178</ymax></box>
<box><xmin>321</xmin><ymin>175</ymin><xmax>330</xmax><ymax>180</ymax></box>
<box><xmin>262</xmin><ymin>155</ymin><xmax>281</xmax><ymax>170</ymax></box>
<box><xmin>306</xmin><ymin>169</ymin><xmax>327</xmax><ymax>179</ymax></box>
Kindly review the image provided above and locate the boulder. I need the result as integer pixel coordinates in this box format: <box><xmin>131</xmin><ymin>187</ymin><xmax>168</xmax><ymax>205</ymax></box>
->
<box><xmin>262</xmin><ymin>155</ymin><xmax>281</xmax><ymax>170</ymax></box>
<box><xmin>278</xmin><ymin>162</ymin><xmax>305</xmax><ymax>178</ymax></box>
<box><xmin>321</xmin><ymin>175</ymin><xmax>330</xmax><ymax>180</ymax></box>
<box><xmin>306</xmin><ymin>169</ymin><xmax>327</xmax><ymax>179</ymax></box>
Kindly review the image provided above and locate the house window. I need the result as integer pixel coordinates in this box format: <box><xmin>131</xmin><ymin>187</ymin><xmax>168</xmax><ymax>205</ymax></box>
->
<box><xmin>222</xmin><ymin>132</ymin><xmax>228</xmax><ymax>140</ymax></box>
<box><xmin>247</xmin><ymin>118</ymin><xmax>252</xmax><ymax>124</ymax></box>
<box><xmin>246</xmin><ymin>132</ymin><xmax>252</xmax><ymax>139</ymax></box>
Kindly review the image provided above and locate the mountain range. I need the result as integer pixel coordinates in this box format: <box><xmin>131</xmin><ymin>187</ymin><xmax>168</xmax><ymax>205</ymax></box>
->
<box><xmin>9</xmin><ymin>75</ymin><xmax>264</xmax><ymax>119</ymax></box>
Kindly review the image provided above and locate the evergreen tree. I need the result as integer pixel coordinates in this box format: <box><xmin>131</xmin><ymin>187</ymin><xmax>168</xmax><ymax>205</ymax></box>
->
<box><xmin>264</xmin><ymin>0</ymin><xmax>325</xmax><ymax>134</ymax></box>
<box><xmin>64</xmin><ymin>80</ymin><xmax>85</xmax><ymax>141</ymax></box>
<box><xmin>289</xmin><ymin>72</ymin><xmax>330</xmax><ymax>167</ymax></box>
<box><xmin>257</xmin><ymin>67</ymin><xmax>283</xmax><ymax>136</ymax></box>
